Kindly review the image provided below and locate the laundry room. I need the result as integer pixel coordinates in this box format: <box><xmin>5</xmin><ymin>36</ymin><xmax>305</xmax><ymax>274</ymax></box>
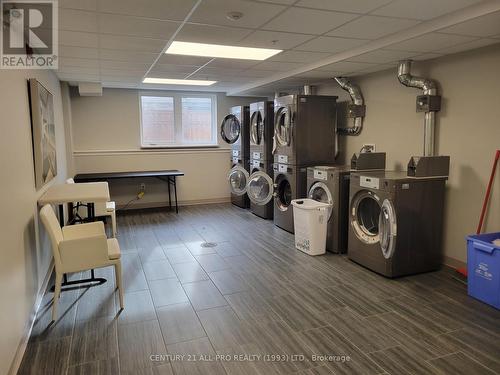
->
<box><xmin>2</xmin><ymin>1</ymin><xmax>500</xmax><ymax>375</ymax></box>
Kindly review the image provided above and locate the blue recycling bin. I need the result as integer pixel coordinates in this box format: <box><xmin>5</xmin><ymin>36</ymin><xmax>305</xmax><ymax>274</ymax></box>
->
<box><xmin>467</xmin><ymin>232</ymin><xmax>500</xmax><ymax>309</ymax></box>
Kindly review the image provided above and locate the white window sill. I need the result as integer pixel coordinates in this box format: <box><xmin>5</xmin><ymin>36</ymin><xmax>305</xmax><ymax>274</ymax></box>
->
<box><xmin>141</xmin><ymin>144</ymin><xmax>220</xmax><ymax>149</ymax></box>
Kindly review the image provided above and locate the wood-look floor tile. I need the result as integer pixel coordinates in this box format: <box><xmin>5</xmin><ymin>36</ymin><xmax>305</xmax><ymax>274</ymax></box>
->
<box><xmin>118</xmin><ymin>319</ymin><xmax>167</xmax><ymax>372</ymax></box>
<box><xmin>67</xmin><ymin>357</ymin><xmax>119</xmax><ymax>375</ymax></box>
<box><xmin>225</xmin><ymin>290</ymin><xmax>281</xmax><ymax>322</ymax></box>
<box><xmin>167</xmin><ymin>337</ymin><xmax>226</xmax><ymax>375</ymax></box>
<box><xmin>164</xmin><ymin>246</ymin><xmax>196</xmax><ymax>264</ymax></box>
<box><xmin>196</xmin><ymin>253</ymin><xmax>230</xmax><ymax>272</ymax></box>
<box><xmin>142</xmin><ymin>260</ymin><xmax>176</xmax><ymax>281</ymax></box>
<box><xmin>185</xmin><ymin>240</ymin><xmax>218</xmax><ymax>255</ymax></box>
<box><xmin>368</xmin><ymin>346</ymin><xmax>438</xmax><ymax>375</ymax></box>
<box><xmin>122</xmin><ymin>363</ymin><xmax>174</xmax><ymax>375</ymax></box>
<box><xmin>183</xmin><ymin>280</ymin><xmax>228</xmax><ymax>311</ymax></box>
<box><xmin>149</xmin><ymin>279</ymin><xmax>189</xmax><ymax>307</ymax></box>
<box><xmin>267</xmin><ymin>294</ymin><xmax>326</xmax><ymax>332</ymax></box>
<box><xmin>117</xmin><ymin>290</ymin><xmax>156</xmax><ymax>325</ymax></box>
<box><xmin>157</xmin><ymin>302</ymin><xmax>206</xmax><ymax>345</ymax></box>
<box><xmin>75</xmin><ymin>285</ymin><xmax>117</xmax><ymax>321</ymax></box>
<box><xmin>138</xmin><ymin>245</ymin><xmax>167</xmax><ymax>263</ymax></box>
<box><xmin>209</xmin><ymin>269</ymin><xmax>248</xmax><ymax>295</ymax></box>
<box><xmin>288</xmin><ymin>282</ymin><xmax>345</xmax><ymax>313</ymax></box>
<box><xmin>324</xmin><ymin>284</ymin><xmax>389</xmax><ymax>317</ymax></box>
<box><xmin>121</xmin><ymin>253</ymin><xmax>149</xmax><ymax>292</ymax></box>
<box><xmin>172</xmin><ymin>262</ymin><xmax>209</xmax><ymax>283</ymax></box>
<box><xmin>18</xmin><ymin>336</ymin><xmax>71</xmax><ymax>375</ymax></box>
<box><xmin>215</xmin><ymin>242</ymin><xmax>244</xmax><ymax>258</ymax></box>
<box><xmin>428</xmin><ymin>352</ymin><xmax>496</xmax><ymax>375</ymax></box>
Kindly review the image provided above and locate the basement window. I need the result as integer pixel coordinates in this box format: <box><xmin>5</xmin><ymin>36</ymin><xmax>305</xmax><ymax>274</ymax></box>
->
<box><xmin>140</xmin><ymin>92</ymin><xmax>217</xmax><ymax>147</ymax></box>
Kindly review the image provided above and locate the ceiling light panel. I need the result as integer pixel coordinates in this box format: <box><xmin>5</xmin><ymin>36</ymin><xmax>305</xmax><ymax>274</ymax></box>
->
<box><xmin>143</xmin><ymin>78</ymin><xmax>217</xmax><ymax>86</ymax></box>
<box><xmin>166</xmin><ymin>41</ymin><xmax>282</xmax><ymax>60</ymax></box>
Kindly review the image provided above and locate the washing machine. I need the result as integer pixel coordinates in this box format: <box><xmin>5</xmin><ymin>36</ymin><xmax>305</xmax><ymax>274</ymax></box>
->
<box><xmin>221</xmin><ymin>105</ymin><xmax>250</xmax><ymax>161</ymax></box>
<box><xmin>249</xmin><ymin>101</ymin><xmax>274</xmax><ymax>162</ymax></box>
<box><xmin>228</xmin><ymin>157</ymin><xmax>250</xmax><ymax>209</ymax></box>
<box><xmin>307</xmin><ymin>165</ymin><xmax>350</xmax><ymax>253</ymax></box>
<box><xmin>272</xmin><ymin>164</ymin><xmax>309</xmax><ymax>233</ymax></box>
<box><xmin>348</xmin><ymin>171</ymin><xmax>447</xmax><ymax>277</ymax></box>
<box><xmin>273</xmin><ymin>94</ymin><xmax>337</xmax><ymax>166</ymax></box>
<box><xmin>246</xmin><ymin>159</ymin><xmax>274</xmax><ymax>219</ymax></box>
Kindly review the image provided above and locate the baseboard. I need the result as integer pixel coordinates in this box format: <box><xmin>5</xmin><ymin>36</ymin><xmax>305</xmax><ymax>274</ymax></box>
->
<box><xmin>443</xmin><ymin>255</ymin><xmax>466</xmax><ymax>270</ymax></box>
<box><xmin>119</xmin><ymin>197</ymin><xmax>231</xmax><ymax>210</ymax></box>
<box><xmin>8</xmin><ymin>261</ymin><xmax>54</xmax><ymax>375</ymax></box>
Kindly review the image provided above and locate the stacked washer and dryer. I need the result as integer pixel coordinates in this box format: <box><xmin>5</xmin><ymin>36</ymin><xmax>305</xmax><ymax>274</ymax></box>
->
<box><xmin>223</xmin><ymin>105</ymin><xmax>250</xmax><ymax>209</ymax></box>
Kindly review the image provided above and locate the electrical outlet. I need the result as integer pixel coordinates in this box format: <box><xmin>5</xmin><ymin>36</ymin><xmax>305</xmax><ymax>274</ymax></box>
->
<box><xmin>140</xmin><ymin>183</ymin><xmax>146</xmax><ymax>193</ymax></box>
<box><xmin>362</xmin><ymin>144</ymin><xmax>376</xmax><ymax>152</ymax></box>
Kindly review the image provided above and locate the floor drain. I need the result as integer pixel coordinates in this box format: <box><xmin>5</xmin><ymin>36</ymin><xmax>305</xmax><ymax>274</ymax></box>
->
<box><xmin>201</xmin><ymin>242</ymin><xmax>218</xmax><ymax>248</ymax></box>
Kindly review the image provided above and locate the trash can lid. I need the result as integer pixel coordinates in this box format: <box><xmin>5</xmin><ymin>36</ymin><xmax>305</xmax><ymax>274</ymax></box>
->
<box><xmin>291</xmin><ymin>198</ymin><xmax>332</xmax><ymax>210</ymax></box>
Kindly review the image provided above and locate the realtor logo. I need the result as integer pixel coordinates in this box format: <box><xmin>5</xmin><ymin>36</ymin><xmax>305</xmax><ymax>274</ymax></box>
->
<box><xmin>1</xmin><ymin>0</ymin><xmax>58</xmax><ymax>69</ymax></box>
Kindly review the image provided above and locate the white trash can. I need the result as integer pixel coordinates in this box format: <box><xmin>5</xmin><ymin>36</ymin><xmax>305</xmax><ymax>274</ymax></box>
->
<box><xmin>291</xmin><ymin>198</ymin><xmax>332</xmax><ymax>256</ymax></box>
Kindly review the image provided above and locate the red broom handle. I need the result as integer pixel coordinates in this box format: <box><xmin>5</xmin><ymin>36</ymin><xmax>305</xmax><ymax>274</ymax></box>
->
<box><xmin>477</xmin><ymin>150</ymin><xmax>500</xmax><ymax>234</ymax></box>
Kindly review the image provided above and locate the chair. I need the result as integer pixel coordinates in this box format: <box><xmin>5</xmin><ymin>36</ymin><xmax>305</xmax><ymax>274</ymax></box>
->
<box><xmin>39</xmin><ymin>204</ymin><xmax>124</xmax><ymax>321</ymax></box>
<box><xmin>66</xmin><ymin>178</ymin><xmax>117</xmax><ymax>237</ymax></box>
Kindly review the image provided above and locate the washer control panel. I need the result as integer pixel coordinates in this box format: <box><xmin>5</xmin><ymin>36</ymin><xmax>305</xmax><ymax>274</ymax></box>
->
<box><xmin>360</xmin><ymin>176</ymin><xmax>380</xmax><ymax>189</ymax></box>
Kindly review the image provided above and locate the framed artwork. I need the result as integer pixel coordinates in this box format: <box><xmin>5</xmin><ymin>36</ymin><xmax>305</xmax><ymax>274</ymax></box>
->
<box><xmin>28</xmin><ymin>78</ymin><xmax>57</xmax><ymax>189</ymax></box>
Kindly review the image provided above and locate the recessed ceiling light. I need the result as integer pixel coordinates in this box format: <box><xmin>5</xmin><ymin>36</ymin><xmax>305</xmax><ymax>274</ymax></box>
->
<box><xmin>143</xmin><ymin>78</ymin><xmax>216</xmax><ymax>86</ymax></box>
<box><xmin>166</xmin><ymin>41</ymin><xmax>282</xmax><ymax>60</ymax></box>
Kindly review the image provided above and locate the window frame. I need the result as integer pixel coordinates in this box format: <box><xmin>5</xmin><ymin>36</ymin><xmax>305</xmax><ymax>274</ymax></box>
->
<box><xmin>139</xmin><ymin>91</ymin><xmax>218</xmax><ymax>149</ymax></box>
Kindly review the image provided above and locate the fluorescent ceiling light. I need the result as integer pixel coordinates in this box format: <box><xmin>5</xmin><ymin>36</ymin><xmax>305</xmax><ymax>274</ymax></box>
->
<box><xmin>166</xmin><ymin>41</ymin><xmax>282</xmax><ymax>60</ymax></box>
<box><xmin>143</xmin><ymin>78</ymin><xmax>216</xmax><ymax>86</ymax></box>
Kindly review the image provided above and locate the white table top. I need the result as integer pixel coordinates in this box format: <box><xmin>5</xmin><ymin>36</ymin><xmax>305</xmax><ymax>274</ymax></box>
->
<box><xmin>38</xmin><ymin>182</ymin><xmax>110</xmax><ymax>205</ymax></box>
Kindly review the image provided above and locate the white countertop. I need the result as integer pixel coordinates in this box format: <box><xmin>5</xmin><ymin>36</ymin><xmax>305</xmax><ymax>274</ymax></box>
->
<box><xmin>38</xmin><ymin>182</ymin><xmax>110</xmax><ymax>205</ymax></box>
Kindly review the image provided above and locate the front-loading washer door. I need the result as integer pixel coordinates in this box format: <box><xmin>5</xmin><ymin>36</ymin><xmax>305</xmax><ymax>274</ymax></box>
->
<box><xmin>308</xmin><ymin>182</ymin><xmax>333</xmax><ymax>220</ymax></box>
<box><xmin>351</xmin><ymin>190</ymin><xmax>381</xmax><ymax>244</ymax></box>
<box><xmin>247</xmin><ymin>171</ymin><xmax>274</xmax><ymax>205</ymax></box>
<box><xmin>221</xmin><ymin>114</ymin><xmax>240</xmax><ymax>144</ymax></box>
<box><xmin>274</xmin><ymin>106</ymin><xmax>292</xmax><ymax>148</ymax></box>
<box><xmin>274</xmin><ymin>174</ymin><xmax>292</xmax><ymax>211</ymax></box>
<box><xmin>228</xmin><ymin>165</ymin><xmax>249</xmax><ymax>196</ymax></box>
<box><xmin>250</xmin><ymin>110</ymin><xmax>263</xmax><ymax>146</ymax></box>
<box><xmin>379</xmin><ymin>199</ymin><xmax>397</xmax><ymax>259</ymax></box>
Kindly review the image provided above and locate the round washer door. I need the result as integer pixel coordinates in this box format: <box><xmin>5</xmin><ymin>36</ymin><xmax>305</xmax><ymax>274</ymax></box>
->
<box><xmin>274</xmin><ymin>106</ymin><xmax>292</xmax><ymax>147</ymax></box>
<box><xmin>227</xmin><ymin>165</ymin><xmax>249</xmax><ymax>196</ymax></box>
<box><xmin>379</xmin><ymin>199</ymin><xmax>397</xmax><ymax>259</ymax></box>
<box><xmin>274</xmin><ymin>174</ymin><xmax>292</xmax><ymax>211</ymax></box>
<box><xmin>221</xmin><ymin>114</ymin><xmax>240</xmax><ymax>144</ymax></box>
<box><xmin>350</xmin><ymin>190</ymin><xmax>381</xmax><ymax>244</ymax></box>
<box><xmin>247</xmin><ymin>171</ymin><xmax>274</xmax><ymax>205</ymax></box>
<box><xmin>308</xmin><ymin>182</ymin><xmax>333</xmax><ymax>219</ymax></box>
<box><xmin>250</xmin><ymin>110</ymin><xmax>263</xmax><ymax>145</ymax></box>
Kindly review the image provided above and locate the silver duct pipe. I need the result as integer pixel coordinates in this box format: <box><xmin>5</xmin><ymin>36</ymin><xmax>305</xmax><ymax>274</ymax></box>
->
<box><xmin>397</xmin><ymin>60</ymin><xmax>439</xmax><ymax>156</ymax></box>
<box><xmin>303</xmin><ymin>85</ymin><xmax>316</xmax><ymax>95</ymax></box>
<box><xmin>334</xmin><ymin>77</ymin><xmax>365</xmax><ymax>136</ymax></box>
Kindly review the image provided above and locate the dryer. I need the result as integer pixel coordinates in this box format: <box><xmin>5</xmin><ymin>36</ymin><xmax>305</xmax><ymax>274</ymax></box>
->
<box><xmin>228</xmin><ymin>157</ymin><xmax>250</xmax><ymax>209</ymax></box>
<box><xmin>307</xmin><ymin>165</ymin><xmax>350</xmax><ymax>253</ymax></box>
<box><xmin>247</xmin><ymin>158</ymin><xmax>274</xmax><ymax>219</ymax></box>
<box><xmin>273</xmin><ymin>94</ymin><xmax>337</xmax><ymax>165</ymax></box>
<box><xmin>221</xmin><ymin>105</ymin><xmax>250</xmax><ymax>161</ymax></box>
<box><xmin>348</xmin><ymin>171</ymin><xmax>447</xmax><ymax>277</ymax></box>
<box><xmin>249</xmin><ymin>101</ymin><xmax>274</xmax><ymax>162</ymax></box>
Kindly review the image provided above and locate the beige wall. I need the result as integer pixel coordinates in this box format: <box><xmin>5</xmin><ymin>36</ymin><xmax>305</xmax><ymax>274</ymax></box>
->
<box><xmin>70</xmin><ymin>88</ymin><xmax>262</xmax><ymax>207</ymax></box>
<box><xmin>317</xmin><ymin>44</ymin><xmax>500</xmax><ymax>264</ymax></box>
<box><xmin>0</xmin><ymin>70</ymin><xmax>68</xmax><ymax>374</ymax></box>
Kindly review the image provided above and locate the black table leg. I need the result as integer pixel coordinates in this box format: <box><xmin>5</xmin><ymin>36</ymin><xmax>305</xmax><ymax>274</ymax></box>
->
<box><xmin>174</xmin><ymin>176</ymin><xmax>179</xmax><ymax>214</ymax></box>
<box><xmin>168</xmin><ymin>176</ymin><xmax>172</xmax><ymax>210</ymax></box>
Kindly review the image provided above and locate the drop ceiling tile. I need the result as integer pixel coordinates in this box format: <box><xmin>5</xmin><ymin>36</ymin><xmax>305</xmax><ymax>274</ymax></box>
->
<box><xmin>207</xmin><ymin>58</ymin><xmax>260</xmax><ymax>70</ymax></box>
<box><xmin>195</xmin><ymin>66</ymin><xmax>246</xmax><ymax>75</ymax></box>
<box><xmin>251</xmin><ymin>60</ymin><xmax>304</xmax><ymax>71</ymax></box>
<box><xmin>146</xmin><ymin>71</ymin><xmax>190</xmax><ymax>79</ymax></box>
<box><xmin>100</xmin><ymin>69</ymin><xmax>145</xmax><ymax>77</ymax></box>
<box><xmin>57</xmin><ymin>73</ymin><xmax>101</xmax><ymax>82</ymax></box>
<box><xmin>372</xmin><ymin>0</ymin><xmax>483</xmax><ymax>21</ymax></box>
<box><xmin>295</xmin><ymin>36</ymin><xmax>369</xmax><ymax>53</ymax></box>
<box><xmin>99</xmin><ymin>35</ymin><xmax>166</xmax><ymax>53</ymax></box>
<box><xmin>356</xmin><ymin>63</ymin><xmax>396</xmax><ymax>75</ymax></box>
<box><xmin>59</xmin><ymin>57</ymin><xmax>100</xmax><ymax>69</ymax></box>
<box><xmin>437</xmin><ymin>38</ymin><xmax>500</xmax><ymax>55</ymax></box>
<box><xmin>263</xmin><ymin>7</ymin><xmax>358</xmax><ymax>35</ymax></box>
<box><xmin>438</xmin><ymin>11</ymin><xmax>500</xmax><ymax>38</ymax></box>
<box><xmin>150</xmin><ymin>64</ymin><xmax>200</xmax><ymax>74</ymax></box>
<box><xmin>100</xmin><ymin>49</ymin><xmax>158</xmax><ymax>63</ymax></box>
<box><xmin>411</xmin><ymin>52</ymin><xmax>443</xmax><ymax>61</ymax></box>
<box><xmin>59</xmin><ymin>46</ymin><xmax>99</xmax><ymax>59</ymax></box>
<box><xmin>250</xmin><ymin>0</ymin><xmax>296</xmax><ymax>4</ymax></box>
<box><xmin>269</xmin><ymin>50</ymin><xmax>331</xmax><ymax>63</ymax></box>
<box><xmin>156</xmin><ymin>54</ymin><xmax>212</xmax><ymax>66</ymax></box>
<box><xmin>327</xmin><ymin>15</ymin><xmax>420</xmax><ymax>40</ymax></box>
<box><xmin>386</xmin><ymin>32</ymin><xmax>476</xmax><ymax>52</ymax></box>
<box><xmin>176</xmin><ymin>23</ymin><xmax>253</xmax><ymax>45</ymax></box>
<box><xmin>239</xmin><ymin>30</ymin><xmax>314</xmax><ymax>50</ymax></box>
<box><xmin>57</xmin><ymin>66</ymin><xmax>100</xmax><ymax>75</ymax></box>
<box><xmin>349</xmin><ymin>49</ymin><xmax>417</xmax><ymax>63</ymax></box>
<box><xmin>59</xmin><ymin>0</ymin><xmax>97</xmax><ymax>11</ymax></box>
<box><xmin>239</xmin><ymin>69</ymin><xmax>277</xmax><ymax>78</ymax></box>
<box><xmin>190</xmin><ymin>0</ymin><xmax>285</xmax><ymax>28</ymax></box>
<box><xmin>98</xmin><ymin>0</ymin><xmax>197</xmax><ymax>21</ymax></box>
<box><xmin>99</xmin><ymin>60</ymin><xmax>151</xmax><ymax>71</ymax></box>
<box><xmin>294</xmin><ymin>70</ymin><xmax>342</xmax><ymax>79</ymax></box>
<box><xmin>101</xmin><ymin>76</ymin><xmax>142</xmax><ymax>83</ymax></box>
<box><xmin>316</xmin><ymin>61</ymin><xmax>376</xmax><ymax>73</ymax></box>
<box><xmin>98</xmin><ymin>14</ymin><xmax>180</xmax><ymax>39</ymax></box>
<box><xmin>60</xmin><ymin>9</ymin><xmax>97</xmax><ymax>33</ymax></box>
<box><xmin>60</xmin><ymin>31</ymin><xmax>99</xmax><ymax>48</ymax></box>
<box><xmin>295</xmin><ymin>0</ymin><xmax>392</xmax><ymax>13</ymax></box>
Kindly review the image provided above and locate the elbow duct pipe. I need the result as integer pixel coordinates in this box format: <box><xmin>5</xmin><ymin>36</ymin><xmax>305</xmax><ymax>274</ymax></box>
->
<box><xmin>397</xmin><ymin>60</ymin><xmax>439</xmax><ymax>156</ymax></box>
<box><xmin>334</xmin><ymin>77</ymin><xmax>365</xmax><ymax>136</ymax></box>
